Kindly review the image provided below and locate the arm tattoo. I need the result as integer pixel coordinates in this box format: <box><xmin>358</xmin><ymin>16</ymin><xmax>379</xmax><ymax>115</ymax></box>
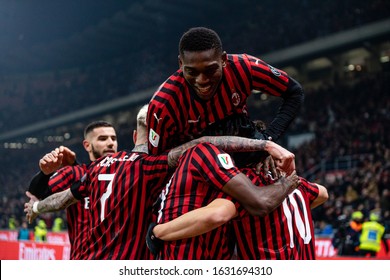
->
<box><xmin>200</xmin><ymin>136</ymin><xmax>267</xmax><ymax>152</ymax></box>
<box><xmin>167</xmin><ymin>136</ymin><xmax>267</xmax><ymax>168</ymax></box>
<box><xmin>38</xmin><ymin>190</ymin><xmax>78</xmax><ymax>213</ymax></box>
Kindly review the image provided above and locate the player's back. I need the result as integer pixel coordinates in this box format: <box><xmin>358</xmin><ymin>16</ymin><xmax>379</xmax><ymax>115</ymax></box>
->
<box><xmin>79</xmin><ymin>150</ymin><xmax>170</xmax><ymax>259</ymax></box>
<box><xmin>233</xmin><ymin>169</ymin><xmax>319</xmax><ymax>260</ymax></box>
<box><xmin>157</xmin><ymin>143</ymin><xmax>239</xmax><ymax>259</ymax></box>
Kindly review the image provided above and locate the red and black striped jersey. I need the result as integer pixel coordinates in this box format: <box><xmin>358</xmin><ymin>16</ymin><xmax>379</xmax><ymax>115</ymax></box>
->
<box><xmin>48</xmin><ymin>164</ymin><xmax>89</xmax><ymax>260</ymax></box>
<box><xmin>147</xmin><ymin>54</ymin><xmax>289</xmax><ymax>155</ymax></box>
<box><xmin>233</xmin><ymin>169</ymin><xmax>319</xmax><ymax>260</ymax></box>
<box><xmin>71</xmin><ymin>150</ymin><xmax>170</xmax><ymax>260</ymax></box>
<box><xmin>156</xmin><ymin>143</ymin><xmax>240</xmax><ymax>260</ymax></box>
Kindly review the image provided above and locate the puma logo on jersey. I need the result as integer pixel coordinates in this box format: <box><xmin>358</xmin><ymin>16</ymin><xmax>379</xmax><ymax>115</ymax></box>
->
<box><xmin>154</xmin><ymin>113</ymin><xmax>162</xmax><ymax>123</ymax></box>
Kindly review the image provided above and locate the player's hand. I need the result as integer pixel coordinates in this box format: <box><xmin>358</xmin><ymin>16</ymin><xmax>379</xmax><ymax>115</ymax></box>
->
<box><xmin>265</xmin><ymin>141</ymin><xmax>295</xmax><ymax>176</ymax></box>
<box><xmin>146</xmin><ymin>223</ymin><xmax>163</xmax><ymax>258</ymax></box>
<box><xmin>39</xmin><ymin>146</ymin><xmax>76</xmax><ymax>174</ymax></box>
<box><xmin>24</xmin><ymin>191</ymin><xmax>39</xmax><ymax>224</ymax></box>
<box><xmin>278</xmin><ymin>170</ymin><xmax>300</xmax><ymax>194</ymax></box>
<box><xmin>255</xmin><ymin>155</ymin><xmax>281</xmax><ymax>179</ymax></box>
<box><xmin>39</xmin><ymin>148</ymin><xmax>64</xmax><ymax>174</ymax></box>
<box><xmin>58</xmin><ymin>146</ymin><xmax>77</xmax><ymax>166</ymax></box>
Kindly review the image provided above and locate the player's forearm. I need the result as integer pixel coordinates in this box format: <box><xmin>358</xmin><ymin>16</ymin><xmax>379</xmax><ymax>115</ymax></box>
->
<box><xmin>265</xmin><ymin>78</ymin><xmax>304</xmax><ymax>141</ymax></box>
<box><xmin>200</xmin><ymin>136</ymin><xmax>268</xmax><ymax>152</ymax></box>
<box><xmin>28</xmin><ymin>171</ymin><xmax>52</xmax><ymax>199</ymax></box>
<box><xmin>223</xmin><ymin>172</ymin><xmax>299</xmax><ymax>217</ymax></box>
<box><xmin>154</xmin><ymin>209</ymin><xmax>217</xmax><ymax>240</ymax></box>
<box><xmin>168</xmin><ymin>136</ymin><xmax>269</xmax><ymax>168</ymax></box>
<box><xmin>154</xmin><ymin>199</ymin><xmax>236</xmax><ymax>240</ymax></box>
<box><xmin>36</xmin><ymin>189</ymin><xmax>78</xmax><ymax>213</ymax></box>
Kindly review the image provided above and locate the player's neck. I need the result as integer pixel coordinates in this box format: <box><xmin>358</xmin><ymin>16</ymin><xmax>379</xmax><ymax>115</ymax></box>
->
<box><xmin>132</xmin><ymin>143</ymin><xmax>148</xmax><ymax>154</ymax></box>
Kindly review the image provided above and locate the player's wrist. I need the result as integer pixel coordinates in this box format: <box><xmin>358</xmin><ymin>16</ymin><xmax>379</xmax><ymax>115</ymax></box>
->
<box><xmin>150</xmin><ymin>223</ymin><xmax>162</xmax><ymax>241</ymax></box>
<box><xmin>32</xmin><ymin>201</ymin><xmax>40</xmax><ymax>214</ymax></box>
<box><xmin>146</xmin><ymin>222</ymin><xmax>164</xmax><ymax>257</ymax></box>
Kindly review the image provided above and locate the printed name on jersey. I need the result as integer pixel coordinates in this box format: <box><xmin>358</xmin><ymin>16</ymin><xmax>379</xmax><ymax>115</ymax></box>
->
<box><xmin>268</xmin><ymin>65</ymin><xmax>281</xmax><ymax>76</ymax></box>
<box><xmin>84</xmin><ymin>197</ymin><xmax>90</xmax><ymax>209</ymax></box>
<box><xmin>217</xmin><ymin>153</ymin><xmax>235</xmax><ymax>169</ymax></box>
<box><xmin>149</xmin><ymin>128</ymin><xmax>160</xmax><ymax>147</ymax></box>
<box><xmin>99</xmin><ymin>154</ymin><xmax>139</xmax><ymax>167</ymax></box>
<box><xmin>231</xmin><ymin>92</ymin><xmax>240</xmax><ymax>106</ymax></box>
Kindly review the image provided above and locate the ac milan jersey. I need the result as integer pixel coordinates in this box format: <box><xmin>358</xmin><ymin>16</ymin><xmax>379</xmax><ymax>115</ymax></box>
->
<box><xmin>156</xmin><ymin>143</ymin><xmax>240</xmax><ymax>260</ymax></box>
<box><xmin>147</xmin><ymin>54</ymin><xmax>289</xmax><ymax>155</ymax></box>
<box><xmin>48</xmin><ymin>164</ymin><xmax>90</xmax><ymax>260</ymax></box>
<box><xmin>233</xmin><ymin>169</ymin><xmax>319</xmax><ymax>259</ymax></box>
<box><xmin>71</xmin><ymin>150</ymin><xmax>170</xmax><ymax>260</ymax></box>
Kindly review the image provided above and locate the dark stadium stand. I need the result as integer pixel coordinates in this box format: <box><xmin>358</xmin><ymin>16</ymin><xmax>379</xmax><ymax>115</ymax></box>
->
<box><xmin>0</xmin><ymin>0</ymin><xmax>389</xmax><ymax>259</ymax></box>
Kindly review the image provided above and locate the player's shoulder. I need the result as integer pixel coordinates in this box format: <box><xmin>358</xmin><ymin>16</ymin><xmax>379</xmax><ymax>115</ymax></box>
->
<box><xmin>49</xmin><ymin>164</ymin><xmax>84</xmax><ymax>185</ymax></box>
<box><xmin>151</xmin><ymin>71</ymin><xmax>186</xmax><ymax>99</ymax></box>
<box><xmin>227</xmin><ymin>53</ymin><xmax>255</xmax><ymax>63</ymax></box>
<box><xmin>298</xmin><ymin>177</ymin><xmax>319</xmax><ymax>192</ymax></box>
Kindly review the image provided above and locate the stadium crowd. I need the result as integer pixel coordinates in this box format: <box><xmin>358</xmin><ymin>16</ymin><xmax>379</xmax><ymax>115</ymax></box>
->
<box><xmin>0</xmin><ymin>0</ymin><xmax>389</xmax><ymax>253</ymax></box>
<box><xmin>0</xmin><ymin>0</ymin><xmax>388</xmax><ymax>132</ymax></box>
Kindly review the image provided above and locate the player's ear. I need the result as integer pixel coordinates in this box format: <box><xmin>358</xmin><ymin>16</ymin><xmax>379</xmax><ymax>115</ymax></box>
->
<box><xmin>178</xmin><ymin>55</ymin><xmax>183</xmax><ymax>68</ymax></box>
<box><xmin>82</xmin><ymin>139</ymin><xmax>90</xmax><ymax>152</ymax></box>
<box><xmin>221</xmin><ymin>51</ymin><xmax>227</xmax><ymax>65</ymax></box>
<box><xmin>133</xmin><ymin>130</ymin><xmax>137</xmax><ymax>145</ymax></box>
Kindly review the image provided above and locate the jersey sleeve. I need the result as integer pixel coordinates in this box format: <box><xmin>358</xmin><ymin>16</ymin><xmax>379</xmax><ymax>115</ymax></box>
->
<box><xmin>298</xmin><ymin>177</ymin><xmax>319</xmax><ymax>204</ymax></box>
<box><xmin>147</xmin><ymin>89</ymin><xmax>175</xmax><ymax>155</ymax></box>
<box><xmin>246</xmin><ymin>54</ymin><xmax>289</xmax><ymax>97</ymax></box>
<box><xmin>188</xmin><ymin>143</ymin><xmax>241</xmax><ymax>191</ymax></box>
<box><xmin>70</xmin><ymin>172</ymin><xmax>89</xmax><ymax>200</ymax></box>
<box><xmin>49</xmin><ymin>165</ymin><xmax>85</xmax><ymax>193</ymax></box>
<box><xmin>28</xmin><ymin>171</ymin><xmax>52</xmax><ymax>199</ymax></box>
<box><xmin>142</xmin><ymin>153</ymin><xmax>171</xmax><ymax>197</ymax></box>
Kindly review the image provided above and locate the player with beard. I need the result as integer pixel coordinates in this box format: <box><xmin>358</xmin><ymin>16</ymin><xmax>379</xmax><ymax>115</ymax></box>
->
<box><xmin>27</xmin><ymin>120</ymin><xmax>117</xmax><ymax>259</ymax></box>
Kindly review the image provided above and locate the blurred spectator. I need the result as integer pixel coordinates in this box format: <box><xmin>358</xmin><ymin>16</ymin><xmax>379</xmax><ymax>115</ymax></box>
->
<box><xmin>359</xmin><ymin>212</ymin><xmax>389</xmax><ymax>257</ymax></box>
<box><xmin>8</xmin><ymin>215</ymin><xmax>17</xmax><ymax>230</ymax></box>
<box><xmin>345</xmin><ymin>184</ymin><xmax>359</xmax><ymax>207</ymax></box>
<box><xmin>17</xmin><ymin>221</ymin><xmax>31</xmax><ymax>241</ymax></box>
<box><xmin>51</xmin><ymin>216</ymin><xmax>65</xmax><ymax>233</ymax></box>
<box><xmin>34</xmin><ymin>219</ymin><xmax>48</xmax><ymax>242</ymax></box>
<box><xmin>332</xmin><ymin>211</ymin><xmax>363</xmax><ymax>256</ymax></box>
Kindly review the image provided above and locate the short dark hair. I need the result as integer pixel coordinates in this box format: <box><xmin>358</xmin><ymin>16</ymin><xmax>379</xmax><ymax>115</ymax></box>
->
<box><xmin>179</xmin><ymin>27</ymin><xmax>222</xmax><ymax>56</ymax></box>
<box><xmin>84</xmin><ymin>120</ymin><xmax>114</xmax><ymax>138</ymax></box>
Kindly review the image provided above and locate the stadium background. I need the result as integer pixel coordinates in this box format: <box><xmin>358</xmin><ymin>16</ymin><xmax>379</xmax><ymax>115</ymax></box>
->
<box><xmin>0</xmin><ymin>0</ymin><xmax>389</xmax><ymax>259</ymax></box>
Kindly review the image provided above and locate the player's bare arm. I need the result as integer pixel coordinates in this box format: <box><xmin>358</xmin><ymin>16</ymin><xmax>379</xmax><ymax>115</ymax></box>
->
<box><xmin>24</xmin><ymin>189</ymin><xmax>78</xmax><ymax>223</ymax></box>
<box><xmin>168</xmin><ymin>136</ymin><xmax>295</xmax><ymax>174</ymax></box>
<box><xmin>222</xmin><ymin>171</ymin><xmax>300</xmax><ymax>217</ymax></box>
<box><xmin>310</xmin><ymin>183</ymin><xmax>329</xmax><ymax>209</ymax></box>
<box><xmin>154</xmin><ymin>198</ymin><xmax>237</xmax><ymax>241</ymax></box>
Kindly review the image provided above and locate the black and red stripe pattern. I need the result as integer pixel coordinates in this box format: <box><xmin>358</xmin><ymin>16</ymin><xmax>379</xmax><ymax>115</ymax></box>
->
<box><xmin>233</xmin><ymin>169</ymin><xmax>319</xmax><ymax>260</ymax></box>
<box><xmin>147</xmin><ymin>54</ymin><xmax>290</xmax><ymax>155</ymax></box>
